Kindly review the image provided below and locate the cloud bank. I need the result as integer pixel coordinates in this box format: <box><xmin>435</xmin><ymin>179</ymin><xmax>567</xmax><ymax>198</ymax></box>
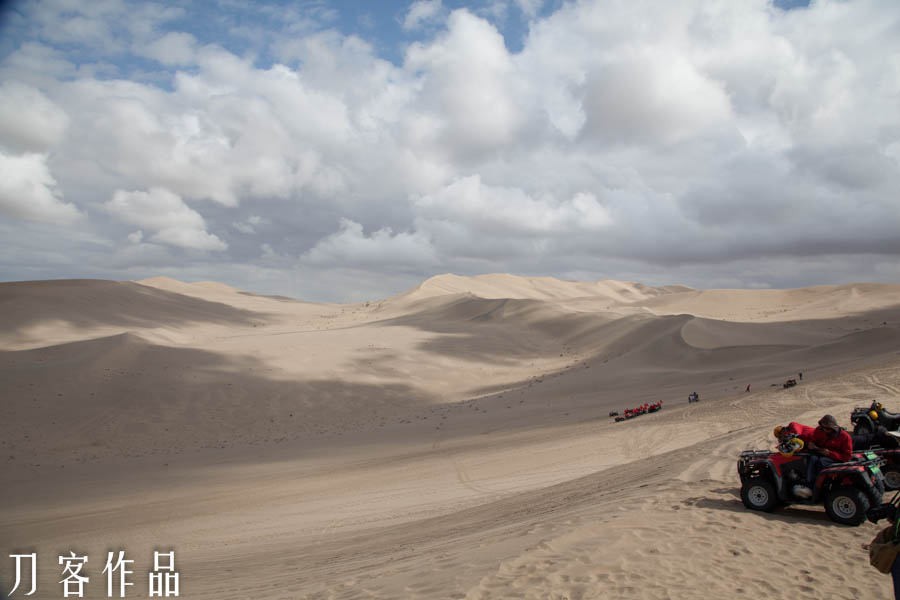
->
<box><xmin>1</xmin><ymin>0</ymin><xmax>898</xmax><ymax>301</ymax></box>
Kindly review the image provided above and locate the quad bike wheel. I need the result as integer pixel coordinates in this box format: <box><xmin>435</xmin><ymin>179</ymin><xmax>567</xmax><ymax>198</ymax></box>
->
<box><xmin>881</xmin><ymin>465</ymin><xmax>900</xmax><ymax>491</ymax></box>
<box><xmin>824</xmin><ymin>486</ymin><xmax>870</xmax><ymax>526</ymax></box>
<box><xmin>741</xmin><ymin>479</ymin><xmax>779</xmax><ymax>512</ymax></box>
<box><xmin>853</xmin><ymin>421</ymin><xmax>873</xmax><ymax>436</ymax></box>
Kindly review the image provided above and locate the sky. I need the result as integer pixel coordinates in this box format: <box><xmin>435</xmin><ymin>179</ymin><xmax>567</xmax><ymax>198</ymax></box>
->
<box><xmin>0</xmin><ymin>0</ymin><xmax>898</xmax><ymax>303</ymax></box>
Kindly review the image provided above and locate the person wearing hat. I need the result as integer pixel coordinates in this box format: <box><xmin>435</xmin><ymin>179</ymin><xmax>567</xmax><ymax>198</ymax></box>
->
<box><xmin>797</xmin><ymin>414</ymin><xmax>853</xmax><ymax>497</ymax></box>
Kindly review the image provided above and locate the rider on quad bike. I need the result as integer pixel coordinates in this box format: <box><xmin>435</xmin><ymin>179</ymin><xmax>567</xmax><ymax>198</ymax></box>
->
<box><xmin>737</xmin><ymin>423</ymin><xmax>884</xmax><ymax>526</ymax></box>
<box><xmin>784</xmin><ymin>415</ymin><xmax>854</xmax><ymax>497</ymax></box>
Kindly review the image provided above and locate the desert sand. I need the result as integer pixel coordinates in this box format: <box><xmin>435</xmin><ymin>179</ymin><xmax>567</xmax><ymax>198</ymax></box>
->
<box><xmin>3</xmin><ymin>274</ymin><xmax>900</xmax><ymax>599</ymax></box>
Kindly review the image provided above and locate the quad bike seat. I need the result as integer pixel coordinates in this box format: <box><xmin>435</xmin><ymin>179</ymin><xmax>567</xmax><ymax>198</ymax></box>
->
<box><xmin>880</xmin><ymin>412</ymin><xmax>900</xmax><ymax>430</ymax></box>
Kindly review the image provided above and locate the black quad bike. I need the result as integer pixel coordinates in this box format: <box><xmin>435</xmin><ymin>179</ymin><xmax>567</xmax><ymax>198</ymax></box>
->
<box><xmin>851</xmin><ymin>401</ymin><xmax>900</xmax><ymax>436</ymax></box>
<box><xmin>737</xmin><ymin>436</ymin><xmax>885</xmax><ymax>526</ymax></box>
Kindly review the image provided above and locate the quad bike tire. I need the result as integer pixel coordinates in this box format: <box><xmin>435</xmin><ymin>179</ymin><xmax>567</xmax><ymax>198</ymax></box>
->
<box><xmin>881</xmin><ymin>465</ymin><xmax>900</xmax><ymax>491</ymax></box>
<box><xmin>853</xmin><ymin>421</ymin><xmax>873</xmax><ymax>436</ymax></box>
<box><xmin>824</xmin><ymin>486</ymin><xmax>870</xmax><ymax>526</ymax></box>
<box><xmin>741</xmin><ymin>479</ymin><xmax>779</xmax><ymax>512</ymax></box>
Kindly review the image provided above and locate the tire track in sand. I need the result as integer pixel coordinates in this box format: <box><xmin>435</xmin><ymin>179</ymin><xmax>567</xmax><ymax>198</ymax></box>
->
<box><xmin>866</xmin><ymin>372</ymin><xmax>900</xmax><ymax>397</ymax></box>
<box><xmin>454</xmin><ymin>458</ymin><xmax>500</xmax><ymax>496</ymax></box>
<box><xmin>433</xmin><ymin>431</ymin><xmax>498</xmax><ymax>497</ymax></box>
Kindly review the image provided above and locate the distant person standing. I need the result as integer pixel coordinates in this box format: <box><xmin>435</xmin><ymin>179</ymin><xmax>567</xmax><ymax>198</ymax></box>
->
<box><xmin>799</xmin><ymin>371</ymin><xmax>803</xmax><ymax>380</ymax></box>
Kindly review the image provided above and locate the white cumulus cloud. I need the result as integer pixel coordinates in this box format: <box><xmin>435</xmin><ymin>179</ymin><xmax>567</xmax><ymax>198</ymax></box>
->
<box><xmin>405</xmin><ymin>10</ymin><xmax>525</xmax><ymax>157</ymax></box>
<box><xmin>403</xmin><ymin>0</ymin><xmax>444</xmax><ymax>31</ymax></box>
<box><xmin>415</xmin><ymin>175</ymin><xmax>613</xmax><ymax>235</ymax></box>
<box><xmin>302</xmin><ymin>218</ymin><xmax>438</xmax><ymax>269</ymax></box>
<box><xmin>0</xmin><ymin>82</ymin><xmax>70</xmax><ymax>153</ymax></box>
<box><xmin>138</xmin><ymin>32</ymin><xmax>198</xmax><ymax>65</ymax></box>
<box><xmin>2</xmin><ymin>0</ymin><xmax>900</xmax><ymax>300</ymax></box>
<box><xmin>105</xmin><ymin>187</ymin><xmax>227</xmax><ymax>251</ymax></box>
<box><xmin>0</xmin><ymin>152</ymin><xmax>81</xmax><ymax>223</ymax></box>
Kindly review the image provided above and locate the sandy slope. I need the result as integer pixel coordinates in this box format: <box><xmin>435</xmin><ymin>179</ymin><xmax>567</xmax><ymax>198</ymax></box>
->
<box><xmin>2</xmin><ymin>274</ymin><xmax>900</xmax><ymax>599</ymax></box>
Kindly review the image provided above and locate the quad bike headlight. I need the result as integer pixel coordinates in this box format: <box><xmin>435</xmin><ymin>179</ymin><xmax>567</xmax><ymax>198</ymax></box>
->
<box><xmin>870</xmin><ymin>410</ymin><xmax>880</xmax><ymax>420</ymax></box>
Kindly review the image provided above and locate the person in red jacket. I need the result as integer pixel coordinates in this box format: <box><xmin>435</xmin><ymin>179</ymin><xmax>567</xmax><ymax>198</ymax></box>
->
<box><xmin>776</xmin><ymin>415</ymin><xmax>852</xmax><ymax>498</ymax></box>
<box><xmin>809</xmin><ymin>414</ymin><xmax>853</xmax><ymax>462</ymax></box>
<box><xmin>781</xmin><ymin>421</ymin><xmax>816</xmax><ymax>442</ymax></box>
<box><xmin>801</xmin><ymin>414</ymin><xmax>853</xmax><ymax>497</ymax></box>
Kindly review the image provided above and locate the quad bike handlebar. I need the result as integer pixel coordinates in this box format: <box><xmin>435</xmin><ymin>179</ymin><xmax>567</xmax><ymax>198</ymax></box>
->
<box><xmin>777</xmin><ymin>435</ymin><xmax>804</xmax><ymax>457</ymax></box>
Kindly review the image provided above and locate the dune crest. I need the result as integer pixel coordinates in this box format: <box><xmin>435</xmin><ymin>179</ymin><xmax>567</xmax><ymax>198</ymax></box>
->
<box><xmin>394</xmin><ymin>273</ymin><xmax>681</xmax><ymax>304</ymax></box>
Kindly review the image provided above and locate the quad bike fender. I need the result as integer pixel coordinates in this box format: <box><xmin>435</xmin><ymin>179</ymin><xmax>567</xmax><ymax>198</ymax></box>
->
<box><xmin>815</xmin><ymin>463</ymin><xmax>884</xmax><ymax>506</ymax></box>
<box><xmin>737</xmin><ymin>459</ymin><xmax>788</xmax><ymax>500</ymax></box>
<box><xmin>852</xmin><ymin>414</ymin><xmax>877</xmax><ymax>434</ymax></box>
<box><xmin>850</xmin><ymin>408</ymin><xmax>870</xmax><ymax>422</ymax></box>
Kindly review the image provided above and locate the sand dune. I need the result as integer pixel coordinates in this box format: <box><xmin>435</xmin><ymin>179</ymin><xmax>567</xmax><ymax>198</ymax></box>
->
<box><xmin>640</xmin><ymin>283</ymin><xmax>900</xmax><ymax>323</ymax></box>
<box><xmin>3</xmin><ymin>274</ymin><xmax>900</xmax><ymax>598</ymax></box>
<box><xmin>0</xmin><ymin>279</ymin><xmax>273</xmax><ymax>350</ymax></box>
<box><xmin>390</xmin><ymin>273</ymin><xmax>681</xmax><ymax>307</ymax></box>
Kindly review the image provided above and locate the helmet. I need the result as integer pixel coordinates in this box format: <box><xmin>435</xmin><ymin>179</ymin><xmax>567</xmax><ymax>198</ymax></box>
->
<box><xmin>779</xmin><ymin>437</ymin><xmax>804</xmax><ymax>457</ymax></box>
<box><xmin>870</xmin><ymin>410</ymin><xmax>879</xmax><ymax>420</ymax></box>
<box><xmin>774</xmin><ymin>425</ymin><xmax>784</xmax><ymax>438</ymax></box>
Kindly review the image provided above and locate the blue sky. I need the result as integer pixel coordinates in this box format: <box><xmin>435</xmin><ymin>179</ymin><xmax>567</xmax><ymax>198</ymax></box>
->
<box><xmin>0</xmin><ymin>0</ymin><xmax>563</xmax><ymax>75</ymax></box>
<box><xmin>0</xmin><ymin>0</ymin><xmax>809</xmax><ymax>70</ymax></box>
<box><xmin>1</xmin><ymin>0</ymin><xmax>898</xmax><ymax>301</ymax></box>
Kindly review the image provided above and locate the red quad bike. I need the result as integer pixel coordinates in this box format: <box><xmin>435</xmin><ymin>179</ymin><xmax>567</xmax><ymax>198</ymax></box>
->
<box><xmin>867</xmin><ymin>449</ymin><xmax>900</xmax><ymax>491</ymax></box>
<box><xmin>737</xmin><ymin>435</ymin><xmax>885</xmax><ymax>526</ymax></box>
<box><xmin>783</xmin><ymin>378</ymin><xmax>798</xmax><ymax>389</ymax></box>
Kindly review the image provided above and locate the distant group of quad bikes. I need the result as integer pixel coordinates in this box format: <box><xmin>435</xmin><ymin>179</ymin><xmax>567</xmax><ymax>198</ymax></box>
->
<box><xmin>738</xmin><ymin>401</ymin><xmax>900</xmax><ymax>526</ymax></box>
<box><xmin>609</xmin><ymin>401</ymin><xmax>662</xmax><ymax>422</ymax></box>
